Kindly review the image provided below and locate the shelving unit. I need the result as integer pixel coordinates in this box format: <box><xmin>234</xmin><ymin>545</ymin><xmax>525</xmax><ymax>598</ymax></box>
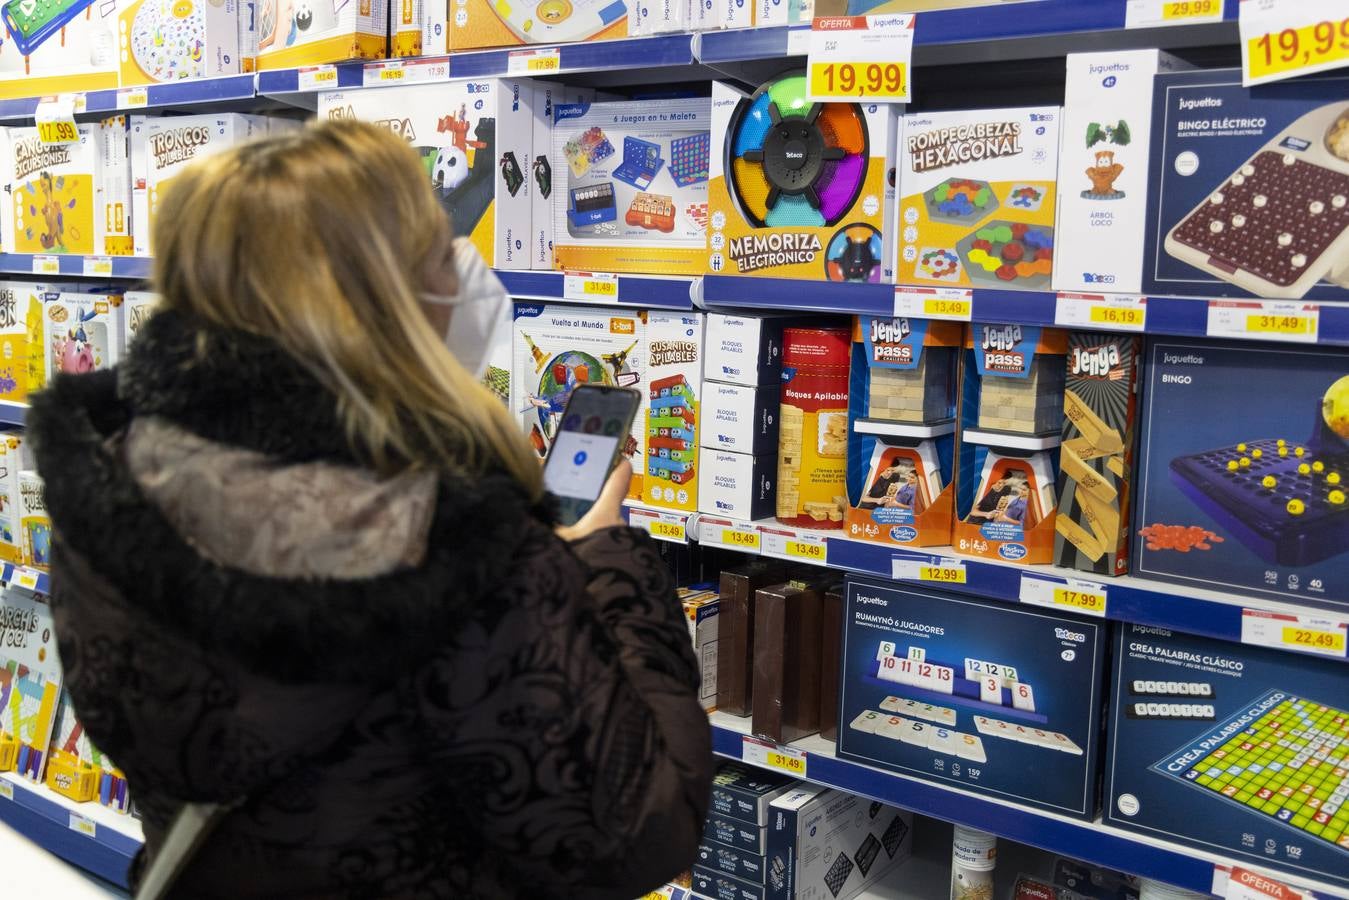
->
<box><xmin>0</xmin><ymin>773</ymin><xmax>141</xmax><ymax>889</ymax></box>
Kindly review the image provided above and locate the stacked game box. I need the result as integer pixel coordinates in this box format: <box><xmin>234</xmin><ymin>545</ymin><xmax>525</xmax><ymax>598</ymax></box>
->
<box><xmin>1105</xmin><ymin>624</ymin><xmax>1349</xmax><ymax>892</ymax></box>
<box><xmin>253</xmin><ymin>0</ymin><xmax>387</xmax><ymax>68</ymax></box>
<box><xmin>696</xmin><ymin>761</ymin><xmax>799</xmax><ymax>900</ymax></box>
<box><xmin>777</xmin><ymin>326</ymin><xmax>851</xmax><ymax>528</ymax></box>
<box><xmin>645</xmin><ymin>313</ymin><xmax>703</xmax><ymax>514</ymax></box>
<box><xmin>837</xmin><ymin>577</ymin><xmax>1107</xmax><ymax>820</ymax></box>
<box><xmin>678</xmin><ymin>584</ymin><xmax>720</xmax><ymax>712</ymax></box>
<box><xmin>116</xmin><ymin>0</ymin><xmax>241</xmax><ymax>86</ymax></box>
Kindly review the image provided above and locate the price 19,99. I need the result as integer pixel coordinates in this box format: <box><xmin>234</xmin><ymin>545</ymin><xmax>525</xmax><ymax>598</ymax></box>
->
<box><xmin>1247</xmin><ymin>17</ymin><xmax>1349</xmax><ymax>82</ymax></box>
<box><xmin>808</xmin><ymin>62</ymin><xmax>906</xmax><ymax>100</ymax></box>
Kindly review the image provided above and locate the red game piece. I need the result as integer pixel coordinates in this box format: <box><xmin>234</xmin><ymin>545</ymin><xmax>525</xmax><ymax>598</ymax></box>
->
<box><xmin>972</xmin><ymin>239</ymin><xmax>993</xmax><ymax>252</ymax></box>
<box><xmin>1001</xmin><ymin>241</ymin><xmax>1025</xmax><ymax>262</ymax></box>
<box><xmin>996</xmin><ymin>263</ymin><xmax>1018</xmax><ymax>281</ymax></box>
<box><xmin>1035</xmin><ymin>247</ymin><xmax>1053</xmax><ymax>261</ymax></box>
<box><xmin>1010</xmin><ymin>222</ymin><xmax>1029</xmax><ymax>239</ymax></box>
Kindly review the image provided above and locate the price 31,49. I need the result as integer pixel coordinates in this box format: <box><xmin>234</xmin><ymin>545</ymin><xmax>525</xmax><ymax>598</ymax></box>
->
<box><xmin>810</xmin><ymin>62</ymin><xmax>906</xmax><ymax>98</ymax></box>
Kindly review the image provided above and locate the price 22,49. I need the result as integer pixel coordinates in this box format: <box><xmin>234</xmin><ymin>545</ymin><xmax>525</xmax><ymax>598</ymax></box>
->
<box><xmin>810</xmin><ymin>62</ymin><xmax>906</xmax><ymax>98</ymax></box>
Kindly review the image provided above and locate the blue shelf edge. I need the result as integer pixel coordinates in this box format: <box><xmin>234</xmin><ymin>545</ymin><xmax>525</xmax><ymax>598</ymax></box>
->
<box><xmin>497</xmin><ymin>270</ymin><xmax>695</xmax><ymax>309</ymax></box>
<box><xmin>1</xmin><ymin>563</ymin><xmax>50</xmax><ymax>595</ymax></box>
<box><xmin>0</xmin><ymin>254</ymin><xmax>152</xmax><ymax>280</ymax></box>
<box><xmin>0</xmin><ymin>404</ymin><xmax>25</xmax><ymax>427</ymax></box>
<box><xmin>0</xmin><ymin>777</ymin><xmax>138</xmax><ymax>888</ymax></box>
<box><xmin>451</xmin><ymin>33</ymin><xmax>695</xmax><ymax>78</ymax></box>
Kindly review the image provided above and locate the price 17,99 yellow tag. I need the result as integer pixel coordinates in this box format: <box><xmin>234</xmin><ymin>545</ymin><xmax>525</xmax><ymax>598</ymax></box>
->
<box><xmin>1052</xmin><ymin>586</ymin><xmax>1108</xmax><ymax>615</ymax></box>
<box><xmin>35</xmin><ymin>95</ymin><xmax>80</xmax><ymax>146</ymax></box>
<box><xmin>1240</xmin><ymin>0</ymin><xmax>1349</xmax><ymax>86</ymax></box>
<box><xmin>807</xmin><ymin>15</ymin><xmax>914</xmax><ymax>104</ymax></box>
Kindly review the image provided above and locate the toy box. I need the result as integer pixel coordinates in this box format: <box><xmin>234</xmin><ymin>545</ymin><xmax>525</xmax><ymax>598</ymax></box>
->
<box><xmin>1105</xmin><ymin>623</ymin><xmax>1349</xmax><ymax>891</ymax></box>
<box><xmin>1134</xmin><ymin>339</ymin><xmax>1349</xmax><ymax>612</ymax></box>
<box><xmin>952</xmin><ymin>324</ymin><xmax>1066</xmax><ymax>565</ymax></box>
<box><xmin>1143</xmin><ymin>70</ymin><xmax>1349</xmax><ymax>302</ymax></box>
<box><xmin>844</xmin><ymin>316</ymin><xmax>961</xmax><ymax>549</ymax></box>
<box><xmin>529</xmin><ymin>85</ymin><xmax>594</xmax><ymax>268</ymax></box>
<box><xmin>0</xmin><ymin>0</ymin><xmax>120</xmax><ymax>99</ymax></box>
<box><xmin>2</xmin><ymin>125</ymin><xmax>109</xmax><ymax>256</ymax></box>
<box><xmin>710</xmin><ymin>761</ymin><xmax>798</xmax><ymax>825</ymax></box>
<box><xmin>551</xmin><ymin>99</ymin><xmax>710</xmax><ymax>277</ymax></box>
<box><xmin>147</xmin><ymin>114</ymin><xmax>267</xmax><ymax>255</ymax></box>
<box><xmin>703</xmin><ymin>383</ymin><xmax>778</xmax><ymax>456</ymax></box>
<box><xmin>752</xmin><ymin>574</ymin><xmax>839</xmax><ymax>744</ymax></box>
<box><xmin>121</xmin><ymin>291</ymin><xmax>161</xmax><ymax>351</ymax></box>
<box><xmin>0</xmin><ymin>433</ymin><xmax>22</xmax><ymax>564</ymax></box>
<box><xmin>129</xmin><ymin>116</ymin><xmax>150</xmax><ymax>256</ymax></box>
<box><xmin>819</xmin><ymin>583</ymin><xmax>844</xmax><ymax>741</ymax></box>
<box><xmin>710</xmin><ymin>75</ymin><xmax>899</xmax><ymax>283</ymax></box>
<box><xmin>45</xmin><ymin>692</ymin><xmax>130</xmax><ymax>812</ymax></box>
<box><xmin>393</xmin><ymin>0</ymin><xmax>423</xmax><ymax>55</ymax></box>
<box><xmin>898</xmin><ymin>106</ymin><xmax>1059</xmax><ymax>292</ymax></box>
<box><xmin>96</xmin><ymin>117</ymin><xmax>134</xmax><ymax>257</ymax></box>
<box><xmin>837</xmin><ymin>577</ymin><xmax>1107</xmax><ymax>819</ymax></box>
<box><xmin>704</xmin><ymin>312</ymin><xmax>792</xmax><ymax>387</ymax></box>
<box><xmin>644</xmin><ymin>311</ymin><xmax>702</xmax><ymax>513</ymax></box>
<box><xmin>449</xmin><ymin>0</ymin><xmax>626</xmax><ymax>51</ymax></box>
<box><xmin>512</xmin><ymin>303</ymin><xmax>645</xmax><ymax>500</ymax></box>
<box><xmin>0</xmin><ymin>584</ymin><xmax>61</xmax><ymax>780</ymax></box>
<box><xmin>813</xmin><ymin>0</ymin><xmax>1044</xmax><ymax>13</ymax></box>
<box><xmin>320</xmin><ymin>79</ymin><xmax>537</xmax><ymax>270</ymax></box>
<box><xmin>0</xmin><ymin>284</ymin><xmax>58</xmax><ymax>409</ymax></box>
<box><xmin>766</xmin><ymin>786</ymin><xmax>913</xmax><ymax>900</ymax></box>
<box><xmin>253</xmin><ymin>0</ymin><xmax>386</xmax><ymax>68</ymax></box>
<box><xmin>700</xmin><ymin>446</ymin><xmax>775</xmax><ymax>516</ymax></box>
<box><xmin>692</xmin><ymin>865</ymin><xmax>766</xmax><ymax>900</ymax></box>
<box><xmin>705</xmin><ymin>815</ymin><xmax>768</xmax><ymax>855</ymax></box>
<box><xmin>117</xmin><ymin>0</ymin><xmax>241</xmax><ymax>85</ymax></box>
<box><xmin>1053</xmin><ymin>333</ymin><xmax>1141</xmax><ymax>576</ymax></box>
<box><xmin>679</xmin><ymin>584</ymin><xmax>719</xmax><ymax>711</ymax></box>
<box><xmin>1053</xmin><ymin>50</ymin><xmax>1185</xmax><ymax>295</ymax></box>
<box><xmin>45</xmin><ymin>292</ymin><xmax>122</xmax><ymax>381</ymax></box>
<box><xmin>778</xmin><ymin>326</ymin><xmax>851</xmax><ymax>528</ymax></box>
<box><xmin>697</xmin><ymin>840</ymin><xmax>767</xmax><ymax>885</ymax></box>
<box><xmin>716</xmin><ymin>563</ymin><xmax>788</xmax><ymax>717</ymax></box>
<box><xmin>420</xmin><ymin>0</ymin><xmax>445</xmax><ymax>53</ymax></box>
<box><xmin>239</xmin><ymin>0</ymin><xmax>259</xmax><ymax>69</ymax></box>
<box><xmin>17</xmin><ymin>470</ymin><xmax>47</xmax><ymax>570</ymax></box>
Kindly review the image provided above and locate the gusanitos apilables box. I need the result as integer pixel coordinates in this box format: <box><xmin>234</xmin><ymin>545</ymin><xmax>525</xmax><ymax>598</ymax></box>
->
<box><xmin>709</xmin><ymin>74</ymin><xmax>899</xmax><ymax>282</ymax></box>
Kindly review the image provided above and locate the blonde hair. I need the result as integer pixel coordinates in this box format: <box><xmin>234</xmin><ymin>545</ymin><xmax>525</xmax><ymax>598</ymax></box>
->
<box><xmin>152</xmin><ymin>119</ymin><xmax>541</xmax><ymax>497</ymax></box>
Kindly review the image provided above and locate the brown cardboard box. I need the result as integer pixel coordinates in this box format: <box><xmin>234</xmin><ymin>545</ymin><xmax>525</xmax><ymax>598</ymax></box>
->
<box><xmin>715</xmin><ymin>563</ymin><xmax>787</xmax><ymax>717</ymax></box>
<box><xmin>751</xmin><ymin>576</ymin><xmax>839</xmax><ymax>744</ymax></box>
<box><xmin>818</xmin><ymin>584</ymin><xmax>845</xmax><ymax>742</ymax></box>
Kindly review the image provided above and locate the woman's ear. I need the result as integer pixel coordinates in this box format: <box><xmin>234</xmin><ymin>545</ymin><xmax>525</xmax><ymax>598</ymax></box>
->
<box><xmin>419</xmin><ymin>300</ymin><xmax>453</xmax><ymax>339</ymax></box>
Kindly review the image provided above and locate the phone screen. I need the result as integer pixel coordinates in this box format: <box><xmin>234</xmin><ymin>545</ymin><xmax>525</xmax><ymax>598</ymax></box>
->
<box><xmin>543</xmin><ymin>385</ymin><xmax>640</xmax><ymax>525</ymax></box>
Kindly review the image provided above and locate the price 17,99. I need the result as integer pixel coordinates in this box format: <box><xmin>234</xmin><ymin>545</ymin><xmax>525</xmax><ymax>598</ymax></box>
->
<box><xmin>808</xmin><ymin>62</ymin><xmax>906</xmax><ymax>100</ymax></box>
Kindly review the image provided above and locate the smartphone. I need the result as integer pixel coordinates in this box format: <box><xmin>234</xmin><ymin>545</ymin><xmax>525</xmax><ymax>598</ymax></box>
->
<box><xmin>543</xmin><ymin>384</ymin><xmax>641</xmax><ymax>525</ymax></box>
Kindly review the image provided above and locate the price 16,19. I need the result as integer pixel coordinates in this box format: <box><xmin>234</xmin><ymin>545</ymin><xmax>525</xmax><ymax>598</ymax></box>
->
<box><xmin>810</xmin><ymin>62</ymin><xmax>906</xmax><ymax>98</ymax></box>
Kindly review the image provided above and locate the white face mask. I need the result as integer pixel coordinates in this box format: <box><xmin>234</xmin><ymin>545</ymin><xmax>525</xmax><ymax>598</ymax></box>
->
<box><xmin>421</xmin><ymin>238</ymin><xmax>511</xmax><ymax>380</ymax></box>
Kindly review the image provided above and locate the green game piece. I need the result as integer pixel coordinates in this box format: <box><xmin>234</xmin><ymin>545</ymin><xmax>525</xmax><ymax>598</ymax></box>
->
<box><xmin>935</xmin><ymin>183</ymin><xmax>950</xmax><ymax>202</ymax></box>
<box><xmin>993</xmin><ymin>225</ymin><xmax>1013</xmax><ymax>243</ymax></box>
<box><xmin>974</xmin><ymin>188</ymin><xmax>991</xmax><ymax>207</ymax></box>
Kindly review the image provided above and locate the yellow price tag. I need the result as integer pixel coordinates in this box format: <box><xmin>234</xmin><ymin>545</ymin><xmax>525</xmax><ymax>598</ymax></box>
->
<box><xmin>312</xmin><ymin>69</ymin><xmax>337</xmax><ymax>85</ymax></box>
<box><xmin>1281</xmin><ymin>626</ymin><xmax>1346</xmax><ymax>655</ymax></box>
<box><xmin>722</xmin><ymin>528</ymin><xmax>761</xmax><ymax>550</ymax></box>
<box><xmin>1052</xmin><ymin>586</ymin><xmax>1107</xmax><ymax>614</ymax></box>
<box><xmin>36</xmin><ymin>120</ymin><xmax>78</xmax><ymax>145</ymax></box>
<box><xmin>584</xmin><ymin>279</ymin><xmax>617</xmax><ymax>297</ymax></box>
<box><xmin>68</xmin><ymin>813</ymin><xmax>96</xmax><ymax>837</ymax></box>
<box><xmin>0</xmin><ymin>780</ymin><xmax>12</xmax><ymax>801</ymax></box>
<box><xmin>1162</xmin><ymin>0</ymin><xmax>1218</xmax><ymax>19</ymax></box>
<box><xmin>808</xmin><ymin>61</ymin><xmax>907</xmax><ymax>100</ymax></box>
<box><xmin>919</xmin><ymin>565</ymin><xmax>966</xmax><ymax>584</ymax></box>
<box><xmin>528</xmin><ymin>55</ymin><xmax>560</xmax><ymax>72</ymax></box>
<box><xmin>785</xmin><ymin>539</ymin><xmax>825</xmax><ymax>561</ymax></box>
<box><xmin>766</xmin><ymin>749</ymin><xmax>806</xmax><ymax>775</ymax></box>
<box><xmin>1246</xmin><ymin>314</ymin><xmax>1312</xmax><ymax>336</ymax></box>
<box><xmin>649</xmin><ymin>520</ymin><xmax>686</xmax><ymax>542</ymax></box>
<box><xmin>1090</xmin><ymin>305</ymin><xmax>1145</xmax><ymax>328</ymax></box>
<box><xmin>32</xmin><ymin>256</ymin><xmax>60</xmax><ymax>276</ymax></box>
<box><xmin>923</xmin><ymin>297</ymin><xmax>972</xmax><ymax>319</ymax></box>
<box><xmin>14</xmin><ymin>569</ymin><xmax>39</xmax><ymax>591</ymax></box>
<box><xmin>1245</xmin><ymin>15</ymin><xmax>1349</xmax><ymax>83</ymax></box>
<box><xmin>380</xmin><ymin>67</ymin><xmax>405</xmax><ymax>81</ymax></box>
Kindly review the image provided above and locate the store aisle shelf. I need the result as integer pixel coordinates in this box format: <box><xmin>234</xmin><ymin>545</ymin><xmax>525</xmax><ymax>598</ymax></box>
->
<box><xmin>1</xmin><ymin>563</ymin><xmax>50</xmax><ymax>595</ymax></box>
<box><xmin>498</xmin><ymin>271</ymin><xmax>695</xmax><ymax>309</ymax></box>
<box><xmin>0</xmin><ymin>254</ymin><xmax>152</xmax><ymax>280</ymax></box>
<box><xmin>709</xmin><ymin>711</ymin><xmax>1347</xmax><ymax>899</ymax></box>
<box><xmin>0</xmin><ymin>773</ymin><xmax>140</xmax><ymax>889</ymax></box>
<box><xmin>0</xmin><ymin>404</ymin><xmax>26</xmax><ymax>427</ymax></box>
<box><xmin>0</xmin><ymin>74</ymin><xmax>259</xmax><ymax>122</ymax></box>
<box><xmin>450</xmin><ymin>33</ymin><xmax>696</xmax><ymax>78</ymax></box>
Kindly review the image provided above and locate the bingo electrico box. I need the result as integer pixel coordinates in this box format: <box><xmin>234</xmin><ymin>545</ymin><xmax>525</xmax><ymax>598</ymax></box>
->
<box><xmin>837</xmin><ymin>577</ymin><xmax>1107</xmax><ymax>820</ymax></box>
<box><xmin>1143</xmin><ymin>69</ymin><xmax>1349</xmax><ymax>302</ymax></box>
<box><xmin>1134</xmin><ymin>339</ymin><xmax>1349</xmax><ymax>612</ymax></box>
<box><xmin>1105</xmin><ymin>624</ymin><xmax>1349</xmax><ymax>892</ymax></box>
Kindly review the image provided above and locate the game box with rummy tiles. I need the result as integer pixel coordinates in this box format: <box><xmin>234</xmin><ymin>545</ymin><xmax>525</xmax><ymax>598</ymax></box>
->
<box><xmin>1105</xmin><ymin>623</ymin><xmax>1349</xmax><ymax>892</ymax></box>
<box><xmin>1143</xmin><ymin>69</ymin><xmax>1349</xmax><ymax>302</ymax></box>
<box><xmin>837</xmin><ymin>577</ymin><xmax>1107</xmax><ymax>820</ymax></box>
<box><xmin>898</xmin><ymin>106</ymin><xmax>1059</xmax><ymax>292</ymax></box>
<box><xmin>1133</xmin><ymin>339</ymin><xmax>1349</xmax><ymax>612</ymax></box>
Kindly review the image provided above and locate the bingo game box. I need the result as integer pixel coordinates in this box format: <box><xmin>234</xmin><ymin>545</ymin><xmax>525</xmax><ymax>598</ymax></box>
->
<box><xmin>1105</xmin><ymin>624</ymin><xmax>1349</xmax><ymax>892</ymax></box>
<box><xmin>709</xmin><ymin>73</ymin><xmax>899</xmax><ymax>283</ymax></box>
<box><xmin>552</xmin><ymin>99</ymin><xmax>710</xmax><ymax>276</ymax></box>
<box><xmin>898</xmin><ymin>106</ymin><xmax>1059</xmax><ymax>292</ymax></box>
<box><xmin>449</xmin><ymin>0</ymin><xmax>627</xmax><ymax>51</ymax></box>
<box><xmin>253</xmin><ymin>0</ymin><xmax>386</xmax><ymax>67</ymax></box>
<box><xmin>1143</xmin><ymin>69</ymin><xmax>1349</xmax><ymax>302</ymax></box>
<box><xmin>844</xmin><ymin>316</ymin><xmax>962</xmax><ymax>549</ymax></box>
<box><xmin>320</xmin><ymin>79</ymin><xmax>538</xmax><ymax>269</ymax></box>
<box><xmin>1134</xmin><ymin>340</ymin><xmax>1349</xmax><ymax>612</ymax></box>
<box><xmin>837</xmin><ymin>577</ymin><xmax>1107</xmax><ymax>820</ymax></box>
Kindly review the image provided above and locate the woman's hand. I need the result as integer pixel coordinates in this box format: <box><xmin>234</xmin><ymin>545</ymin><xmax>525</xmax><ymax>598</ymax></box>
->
<box><xmin>556</xmin><ymin>459</ymin><xmax>633</xmax><ymax>543</ymax></box>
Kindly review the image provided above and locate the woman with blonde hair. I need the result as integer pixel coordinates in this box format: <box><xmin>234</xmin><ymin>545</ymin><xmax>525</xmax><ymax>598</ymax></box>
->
<box><xmin>29</xmin><ymin>120</ymin><xmax>712</xmax><ymax>898</ymax></box>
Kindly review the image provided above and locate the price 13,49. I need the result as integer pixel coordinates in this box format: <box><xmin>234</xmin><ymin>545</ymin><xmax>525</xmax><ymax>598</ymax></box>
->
<box><xmin>1248</xmin><ymin>17</ymin><xmax>1349</xmax><ymax>81</ymax></box>
<box><xmin>809</xmin><ymin>62</ymin><xmax>906</xmax><ymax>99</ymax></box>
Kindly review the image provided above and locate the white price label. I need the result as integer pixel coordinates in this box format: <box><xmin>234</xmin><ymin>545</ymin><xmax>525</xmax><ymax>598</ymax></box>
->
<box><xmin>1242</xmin><ymin>609</ymin><xmax>1347</xmax><ymax>659</ymax></box>
<box><xmin>1020</xmin><ymin>574</ymin><xmax>1108</xmax><ymax>617</ymax></box>
<box><xmin>68</xmin><ymin>812</ymin><xmax>96</xmax><ymax>838</ymax></box>
<box><xmin>1220</xmin><ymin>866</ymin><xmax>1311</xmax><ymax>900</ymax></box>
<box><xmin>892</xmin><ymin>555</ymin><xmax>966</xmax><ymax>585</ymax></box>
<box><xmin>807</xmin><ymin>14</ymin><xmax>914</xmax><ymax>103</ymax></box>
<box><xmin>1054</xmin><ymin>293</ymin><xmax>1147</xmax><ymax>332</ymax></box>
<box><xmin>1206</xmin><ymin>300</ymin><xmax>1319</xmax><ymax>343</ymax></box>
<box><xmin>362</xmin><ymin>59</ymin><xmax>445</xmax><ymax>85</ymax></box>
<box><xmin>13</xmin><ymin>568</ymin><xmax>39</xmax><ymax>592</ymax></box>
<box><xmin>741</xmin><ymin>736</ymin><xmax>806</xmax><ymax>776</ymax></box>
<box><xmin>116</xmin><ymin>88</ymin><xmax>148</xmax><ymax>109</ymax></box>
<box><xmin>760</xmin><ymin>527</ymin><xmax>827</xmax><ymax>563</ymax></box>
<box><xmin>34</xmin><ymin>95</ymin><xmax>79</xmax><ymax>146</ymax></box>
<box><xmin>297</xmin><ymin>65</ymin><xmax>338</xmax><ymax>91</ymax></box>
<box><xmin>699</xmin><ymin>516</ymin><xmax>761</xmax><ymax>552</ymax></box>
<box><xmin>1125</xmin><ymin>0</ymin><xmax>1224</xmax><ymax>29</ymax></box>
<box><xmin>562</xmin><ymin>271</ymin><xmax>619</xmax><ymax>303</ymax></box>
<box><xmin>628</xmin><ymin>508</ymin><xmax>687</xmax><ymax>543</ymax></box>
<box><xmin>893</xmin><ymin>286</ymin><xmax>973</xmax><ymax>321</ymax></box>
<box><xmin>82</xmin><ymin>256</ymin><xmax>113</xmax><ymax>277</ymax></box>
<box><xmin>1240</xmin><ymin>0</ymin><xmax>1349</xmax><ymax>87</ymax></box>
<box><xmin>786</xmin><ymin>27</ymin><xmax>811</xmax><ymax>56</ymax></box>
<box><xmin>0</xmin><ymin>779</ymin><xmax>12</xmax><ymax>801</ymax></box>
<box><xmin>507</xmin><ymin>47</ymin><xmax>561</xmax><ymax>74</ymax></box>
<box><xmin>31</xmin><ymin>256</ymin><xmax>60</xmax><ymax>276</ymax></box>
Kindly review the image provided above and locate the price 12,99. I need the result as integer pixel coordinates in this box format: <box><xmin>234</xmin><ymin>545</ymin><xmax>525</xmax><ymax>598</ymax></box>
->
<box><xmin>808</xmin><ymin>62</ymin><xmax>906</xmax><ymax>100</ymax></box>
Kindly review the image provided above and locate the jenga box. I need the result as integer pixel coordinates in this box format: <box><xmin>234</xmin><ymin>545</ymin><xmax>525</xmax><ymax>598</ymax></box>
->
<box><xmin>845</xmin><ymin>317</ymin><xmax>962</xmax><ymax>548</ymax></box>
<box><xmin>1054</xmin><ymin>333</ymin><xmax>1141</xmax><ymax>576</ymax></box>
<box><xmin>952</xmin><ymin>324</ymin><xmax>1067</xmax><ymax>565</ymax></box>
<box><xmin>777</xmin><ymin>326</ymin><xmax>850</xmax><ymax>529</ymax></box>
<box><xmin>644</xmin><ymin>312</ymin><xmax>702</xmax><ymax>513</ymax></box>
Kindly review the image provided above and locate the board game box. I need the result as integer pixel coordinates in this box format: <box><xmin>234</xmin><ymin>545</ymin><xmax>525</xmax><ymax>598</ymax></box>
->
<box><xmin>1142</xmin><ymin>69</ymin><xmax>1349</xmax><ymax>302</ymax></box>
<box><xmin>253</xmin><ymin>0</ymin><xmax>387</xmax><ymax>68</ymax></box>
<box><xmin>116</xmin><ymin>0</ymin><xmax>241</xmax><ymax>86</ymax></box>
<box><xmin>898</xmin><ymin>106</ymin><xmax>1059</xmax><ymax>292</ymax></box>
<box><xmin>45</xmin><ymin>292</ymin><xmax>122</xmax><ymax>383</ymax></box>
<box><xmin>837</xmin><ymin>577</ymin><xmax>1107</xmax><ymax>819</ymax></box>
<box><xmin>0</xmin><ymin>587</ymin><xmax>62</xmax><ymax>782</ymax></box>
<box><xmin>1</xmin><ymin>125</ymin><xmax>107</xmax><ymax>256</ymax></box>
<box><xmin>0</xmin><ymin>433</ymin><xmax>22</xmax><ymax>565</ymax></box>
<box><xmin>1133</xmin><ymin>339</ymin><xmax>1349</xmax><ymax>612</ymax></box>
<box><xmin>319</xmin><ymin>79</ymin><xmax>538</xmax><ymax>270</ymax></box>
<box><xmin>1105</xmin><ymin>623</ymin><xmax>1349</xmax><ymax>891</ymax></box>
<box><xmin>45</xmin><ymin>691</ymin><xmax>130</xmax><ymax>812</ymax></box>
<box><xmin>448</xmin><ymin>0</ymin><xmax>627</xmax><ymax>51</ymax></box>
<box><xmin>645</xmin><ymin>312</ymin><xmax>702</xmax><ymax>513</ymax></box>
<box><xmin>0</xmin><ymin>0</ymin><xmax>120</xmax><ymax>98</ymax></box>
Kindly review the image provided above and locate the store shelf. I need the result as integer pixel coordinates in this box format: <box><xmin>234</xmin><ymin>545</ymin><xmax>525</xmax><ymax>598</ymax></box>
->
<box><xmin>0</xmin><ymin>254</ymin><xmax>152</xmax><ymax>281</ymax></box>
<box><xmin>1</xmin><ymin>563</ymin><xmax>50</xmax><ymax>595</ymax></box>
<box><xmin>0</xmin><ymin>773</ymin><xmax>140</xmax><ymax>889</ymax></box>
<box><xmin>0</xmin><ymin>404</ymin><xmax>26</xmax><ymax>427</ymax></box>
<box><xmin>0</xmin><ymin>75</ymin><xmax>259</xmax><ymax>123</ymax></box>
<box><xmin>709</xmin><ymin>711</ymin><xmax>1346</xmax><ymax>899</ymax></box>
<box><xmin>498</xmin><ymin>271</ymin><xmax>695</xmax><ymax>309</ymax></box>
<box><xmin>450</xmin><ymin>33</ymin><xmax>696</xmax><ymax>79</ymax></box>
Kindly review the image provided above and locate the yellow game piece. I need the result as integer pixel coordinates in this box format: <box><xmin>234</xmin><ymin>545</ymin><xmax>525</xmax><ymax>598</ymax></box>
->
<box><xmin>1239</xmin><ymin>457</ymin><xmax>1251</xmax><ymax>468</ymax></box>
<box><xmin>1277</xmin><ymin>439</ymin><xmax>1287</xmax><ymax>447</ymax></box>
<box><xmin>1237</xmin><ymin>443</ymin><xmax>1247</xmax><ymax>452</ymax></box>
<box><xmin>1287</xmin><ymin>499</ymin><xmax>1305</xmax><ymax>516</ymax></box>
<box><xmin>1278</xmin><ymin>447</ymin><xmax>1289</xmax><ymax>457</ymax></box>
<box><xmin>1312</xmin><ymin>461</ymin><xmax>1325</xmax><ymax>473</ymax></box>
<box><xmin>1261</xmin><ymin>475</ymin><xmax>1277</xmax><ymax>489</ymax></box>
<box><xmin>1227</xmin><ymin>460</ymin><xmax>1239</xmax><ymax>472</ymax></box>
<box><xmin>1252</xmin><ymin>449</ymin><xmax>1263</xmax><ymax>459</ymax></box>
<box><xmin>1295</xmin><ymin>447</ymin><xmax>1305</xmax><ymax>457</ymax></box>
<box><xmin>1329</xmin><ymin>472</ymin><xmax>1342</xmax><ymax>485</ymax></box>
<box><xmin>1330</xmin><ymin>490</ymin><xmax>1346</xmax><ymax>506</ymax></box>
<box><xmin>1298</xmin><ymin>463</ymin><xmax>1311</xmax><ymax>475</ymax></box>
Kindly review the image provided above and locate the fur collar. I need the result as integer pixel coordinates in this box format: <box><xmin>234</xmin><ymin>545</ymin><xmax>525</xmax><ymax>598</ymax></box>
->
<box><xmin>28</xmin><ymin>315</ymin><xmax>550</xmax><ymax>685</ymax></box>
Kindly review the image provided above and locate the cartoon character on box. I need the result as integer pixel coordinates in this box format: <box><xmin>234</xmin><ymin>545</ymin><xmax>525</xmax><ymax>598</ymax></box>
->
<box><xmin>52</xmin><ymin>309</ymin><xmax>99</xmax><ymax>374</ymax></box>
<box><xmin>259</xmin><ymin>0</ymin><xmax>338</xmax><ymax>48</ymax></box>
<box><xmin>1082</xmin><ymin>120</ymin><xmax>1130</xmax><ymax>200</ymax></box>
